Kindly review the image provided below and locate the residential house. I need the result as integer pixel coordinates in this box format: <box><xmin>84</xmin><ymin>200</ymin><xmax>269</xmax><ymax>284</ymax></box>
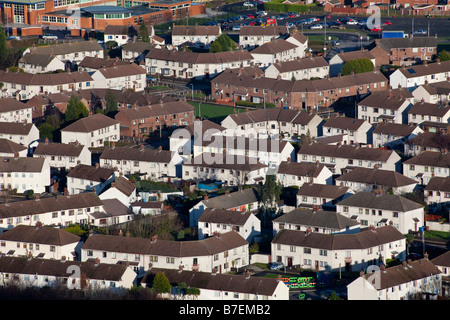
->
<box><xmin>194</xmin><ymin>135</ymin><xmax>296</xmax><ymax>168</ymax></box>
<box><xmin>321</xmin><ymin>115</ymin><xmax>374</xmax><ymax>145</ymax></box>
<box><xmin>297</xmin><ymin>142</ymin><xmax>402</xmax><ymax>175</ymax></box>
<box><xmin>337</xmin><ymin>191</ymin><xmax>424</xmax><ymax>233</ymax></box>
<box><xmin>407</xmin><ymin>101</ymin><xmax>450</xmax><ymax>127</ymax></box>
<box><xmin>60</xmin><ymin>113</ymin><xmax>120</xmax><ymax>148</ymax></box>
<box><xmin>0</xmin><ymin>139</ymin><xmax>28</xmax><ymax>158</ymax></box>
<box><xmin>347</xmin><ymin>258</ymin><xmax>442</xmax><ymax>300</ymax></box>
<box><xmin>99</xmin><ymin>145</ymin><xmax>183</xmax><ymax>181</ymax></box>
<box><xmin>0</xmin><ymin>122</ymin><xmax>39</xmax><ymax>147</ymax></box>
<box><xmin>22</xmin><ymin>40</ymin><xmax>104</xmax><ymax>67</ymax></box>
<box><xmin>32</xmin><ymin>140</ymin><xmax>91</xmax><ymax>170</ymax></box>
<box><xmin>335</xmin><ymin>167</ymin><xmax>418</xmax><ymax>195</ymax></box>
<box><xmin>367</xmin><ymin>37</ymin><xmax>438</xmax><ymax>67</ymax></box>
<box><xmin>103</xmin><ymin>25</ymin><xmax>141</xmax><ymax>47</ymax></box>
<box><xmin>271</xmin><ymin>225</ymin><xmax>406</xmax><ymax>272</ymax></box>
<box><xmin>404</xmin><ymin>131</ymin><xmax>450</xmax><ymax>156</ymax></box>
<box><xmin>98</xmin><ymin>175</ymin><xmax>137</xmax><ymax>207</ymax></box>
<box><xmin>145</xmin><ymin>47</ymin><xmax>254</xmax><ymax>80</ymax></box>
<box><xmin>171</xmin><ymin>25</ymin><xmax>221</xmax><ymax>49</ymax></box>
<box><xmin>264</xmin><ymin>56</ymin><xmax>329</xmax><ymax>80</ymax></box>
<box><xmin>141</xmin><ymin>267</ymin><xmax>290</xmax><ymax>300</ymax></box>
<box><xmin>182</xmin><ymin>153</ymin><xmax>268</xmax><ymax>186</ymax></box>
<box><xmin>249</xmin><ymin>38</ymin><xmax>301</xmax><ymax>67</ymax></box>
<box><xmin>0</xmin><ymin>256</ymin><xmax>137</xmax><ymax>291</ymax></box>
<box><xmin>189</xmin><ymin>188</ymin><xmax>261</xmax><ymax>227</ymax></box>
<box><xmin>238</xmin><ymin>25</ymin><xmax>290</xmax><ymax>49</ymax></box>
<box><xmin>275</xmin><ymin>160</ymin><xmax>333</xmax><ymax>188</ymax></box>
<box><xmin>285</xmin><ymin>31</ymin><xmax>308</xmax><ymax>55</ymax></box>
<box><xmin>431</xmin><ymin>251</ymin><xmax>450</xmax><ymax>279</ymax></box>
<box><xmin>0</xmin><ymin>224</ymin><xmax>82</xmax><ymax>260</ymax></box>
<box><xmin>212</xmin><ymin>68</ymin><xmax>388</xmax><ymax>110</ymax></box>
<box><xmin>296</xmin><ymin>183</ymin><xmax>355</xmax><ymax>210</ymax></box>
<box><xmin>81</xmin><ymin>231</ymin><xmax>250</xmax><ymax>274</ymax></box>
<box><xmin>424</xmin><ymin>176</ymin><xmax>450</xmax><ymax>212</ymax></box>
<box><xmin>121</xmin><ymin>41</ymin><xmax>159</xmax><ymax>63</ymax></box>
<box><xmin>389</xmin><ymin>60</ymin><xmax>450</xmax><ymax>90</ymax></box>
<box><xmin>272</xmin><ymin>207</ymin><xmax>361</xmax><ymax>236</ymax></box>
<box><xmin>403</xmin><ymin>151</ymin><xmax>450</xmax><ymax>185</ymax></box>
<box><xmin>197</xmin><ymin>207</ymin><xmax>261</xmax><ymax>243</ymax></box>
<box><xmin>0</xmin><ymin>155</ymin><xmax>50</xmax><ymax>194</ymax></box>
<box><xmin>114</xmin><ymin>99</ymin><xmax>195</xmax><ymax>138</ymax></box>
<box><xmin>220</xmin><ymin>107</ymin><xmax>323</xmax><ymax>138</ymax></box>
<box><xmin>0</xmin><ymin>70</ymin><xmax>94</xmax><ymax>100</ymax></box>
<box><xmin>97</xmin><ymin>198</ymin><xmax>135</xmax><ymax>226</ymax></box>
<box><xmin>91</xmin><ymin>63</ymin><xmax>146</xmax><ymax>92</ymax></box>
<box><xmin>372</xmin><ymin>122</ymin><xmax>423</xmax><ymax>151</ymax></box>
<box><xmin>66</xmin><ymin>164</ymin><xmax>115</xmax><ymax>195</ymax></box>
<box><xmin>77</xmin><ymin>56</ymin><xmax>129</xmax><ymax>73</ymax></box>
<box><xmin>357</xmin><ymin>88</ymin><xmax>414</xmax><ymax>125</ymax></box>
<box><xmin>0</xmin><ymin>192</ymin><xmax>106</xmax><ymax>231</ymax></box>
<box><xmin>18</xmin><ymin>53</ymin><xmax>65</xmax><ymax>74</ymax></box>
<box><xmin>328</xmin><ymin>49</ymin><xmax>377</xmax><ymax>77</ymax></box>
<box><xmin>26</xmin><ymin>92</ymin><xmax>71</xmax><ymax>119</ymax></box>
<box><xmin>0</xmin><ymin>98</ymin><xmax>33</xmax><ymax>123</ymax></box>
<box><xmin>411</xmin><ymin>80</ymin><xmax>450</xmax><ymax>104</ymax></box>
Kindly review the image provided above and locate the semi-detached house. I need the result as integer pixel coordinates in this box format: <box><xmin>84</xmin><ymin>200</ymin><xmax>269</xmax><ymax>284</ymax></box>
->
<box><xmin>171</xmin><ymin>25</ymin><xmax>222</xmax><ymax>49</ymax></box>
<box><xmin>32</xmin><ymin>140</ymin><xmax>91</xmax><ymax>170</ymax></box>
<box><xmin>0</xmin><ymin>98</ymin><xmax>33</xmax><ymax>123</ymax></box>
<box><xmin>145</xmin><ymin>47</ymin><xmax>254</xmax><ymax>80</ymax></box>
<box><xmin>321</xmin><ymin>115</ymin><xmax>374</xmax><ymax>145</ymax></box>
<box><xmin>389</xmin><ymin>60</ymin><xmax>450</xmax><ymax>90</ymax></box>
<box><xmin>264</xmin><ymin>56</ymin><xmax>329</xmax><ymax>81</ymax></box>
<box><xmin>91</xmin><ymin>63</ymin><xmax>146</xmax><ymax>92</ymax></box>
<box><xmin>403</xmin><ymin>150</ymin><xmax>450</xmax><ymax>185</ymax></box>
<box><xmin>249</xmin><ymin>38</ymin><xmax>302</xmax><ymax>67</ymax></box>
<box><xmin>0</xmin><ymin>122</ymin><xmax>39</xmax><ymax>147</ymax></box>
<box><xmin>238</xmin><ymin>25</ymin><xmax>289</xmax><ymax>49</ymax></box>
<box><xmin>81</xmin><ymin>231</ymin><xmax>249</xmax><ymax>275</ymax></box>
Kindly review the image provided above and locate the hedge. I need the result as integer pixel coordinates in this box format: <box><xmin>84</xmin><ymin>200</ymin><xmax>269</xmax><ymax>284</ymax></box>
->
<box><xmin>263</xmin><ymin>2</ymin><xmax>323</xmax><ymax>13</ymax></box>
<box><xmin>236</xmin><ymin>101</ymin><xmax>276</xmax><ymax>108</ymax></box>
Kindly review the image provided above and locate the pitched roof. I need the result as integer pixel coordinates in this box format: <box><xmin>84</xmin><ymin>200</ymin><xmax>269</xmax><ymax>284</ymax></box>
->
<box><xmin>33</xmin><ymin>141</ymin><xmax>86</xmax><ymax>157</ymax></box>
<box><xmin>0</xmin><ymin>70</ymin><xmax>93</xmax><ymax>86</ymax></box>
<box><xmin>239</xmin><ymin>25</ymin><xmax>289</xmax><ymax>37</ymax></box>
<box><xmin>271</xmin><ymin>56</ymin><xmax>328</xmax><ymax>73</ymax></box>
<box><xmin>0</xmin><ymin>256</ymin><xmax>130</xmax><ymax>282</ymax></box>
<box><xmin>334</xmin><ymin>49</ymin><xmax>375</xmax><ymax>63</ymax></box>
<box><xmin>297</xmin><ymin>183</ymin><xmax>351</xmax><ymax>199</ymax></box>
<box><xmin>200</xmin><ymin>135</ymin><xmax>290</xmax><ymax>153</ymax></box>
<box><xmin>19</xmin><ymin>53</ymin><xmax>60</xmax><ymax>67</ymax></box>
<box><xmin>408</xmin><ymin>101</ymin><xmax>450</xmax><ymax>117</ymax></box>
<box><xmin>336</xmin><ymin>167</ymin><xmax>418</xmax><ymax>188</ymax></box>
<box><xmin>298</xmin><ymin>143</ymin><xmax>397</xmax><ymax>162</ymax></box>
<box><xmin>417</xmin><ymin>80</ymin><xmax>450</xmax><ymax>95</ymax></box>
<box><xmin>406</xmin><ymin>132</ymin><xmax>450</xmax><ymax>149</ymax></box>
<box><xmin>276</xmin><ymin>161</ymin><xmax>326</xmax><ymax>178</ymax></box>
<box><xmin>172</xmin><ymin>25</ymin><xmax>221</xmax><ymax>36</ymax></box>
<box><xmin>25</xmin><ymin>40</ymin><xmax>103</xmax><ymax>56</ymax></box>
<box><xmin>0</xmin><ymin>225</ymin><xmax>80</xmax><ymax>246</ymax></box>
<box><xmin>424</xmin><ymin>176</ymin><xmax>450</xmax><ymax>192</ymax></box>
<box><xmin>0</xmin><ymin>98</ymin><xmax>31</xmax><ymax>113</ymax></box>
<box><xmin>183</xmin><ymin>153</ymin><xmax>267</xmax><ymax>171</ymax></box>
<box><xmin>198</xmin><ymin>208</ymin><xmax>255</xmax><ymax>226</ymax></box>
<box><xmin>115</xmin><ymin>100</ymin><xmax>194</xmax><ymax>121</ymax></box>
<box><xmin>358</xmin><ymin>88</ymin><xmax>412</xmax><ymax>110</ymax></box>
<box><xmin>0</xmin><ymin>156</ymin><xmax>45</xmax><ymax>173</ymax></box>
<box><xmin>82</xmin><ymin>231</ymin><xmax>248</xmax><ymax>257</ymax></box>
<box><xmin>146</xmin><ymin>48</ymin><xmax>253</xmax><ymax>64</ymax></box>
<box><xmin>100</xmin><ymin>146</ymin><xmax>174</xmax><ymax>164</ymax></box>
<box><xmin>61</xmin><ymin>114</ymin><xmax>119</xmax><ymax>133</ymax></box>
<box><xmin>78</xmin><ymin>56</ymin><xmax>129</xmax><ymax>70</ymax></box>
<box><xmin>273</xmin><ymin>208</ymin><xmax>360</xmax><ymax>230</ymax></box>
<box><xmin>66</xmin><ymin>164</ymin><xmax>114</xmax><ymax>182</ymax></box>
<box><xmin>378</xmin><ymin>37</ymin><xmax>437</xmax><ymax>51</ymax></box>
<box><xmin>200</xmin><ymin>188</ymin><xmax>260</xmax><ymax>209</ymax></box>
<box><xmin>101</xmin><ymin>198</ymin><xmax>134</xmax><ymax>217</ymax></box>
<box><xmin>372</xmin><ymin>122</ymin><xmax>418</xmax><ymax>137</ymax></box>
<box><xmin>0</xmin><ymin>138</ymin><xmax>27</xmax><ymax>154</ymax></box>
<box><xmin>102</xmin><ymin>176</ymin><xmax>136</xmax><ymax>197</ymax></box>
<box><xmin>431</xmin><ymin>251</ymin><xmax>450</xmax><ymax>268</ymax></box>
<box><xmin>322</xmin><ymin>115</ymin><xmax>369</xmax><ymax>131</ymax></box>
<box><xmin>361</xmin><ymin>258</ymin><xmax>441</xmax><ymax>290</ymax></box>
<box><xmin>250</xmin><ymin>38</ymin><xmax>298</xmax><ymax>55</ymax></box>
<box><xmin>337</xmin><ymin>191</ymin><xmax>423</xmax><ymax>212</ymax></box>
<box><xmin>0</xmin><ymin>192</ymin><xmax>103</xmax><ymax>218</ymax></box>
<box><xmin>0</xmin><ymin>122</ymin><xmax>34</xmax><ymax>135</ymax></box>
<box><xmin>95</xmin><ymin>62</ymin><xmax>146</xmax><ymax>79</ymax></box>
<box><xmin>272</xmin><ymin>225</ymin><xmax>405</xmax><ymax>250</ymax></box>
<box><xmin>142</xmin><ymin>267</ymin><xmax>283</xmax><ymax>296</ymax></box>
<box><xmin>397</xmin><ymin>60</ymin><xmax>450</xmax><ymax>78</ymax></box>
<box><xmin>403</xmin><ymin>150</ymin><xmax>450</xmax><ymax>167</ymax></box>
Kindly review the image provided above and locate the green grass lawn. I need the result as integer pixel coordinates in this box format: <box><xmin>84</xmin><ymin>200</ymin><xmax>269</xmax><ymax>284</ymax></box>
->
<box><xmin>188</xmin><ymin>101</ymin><xmax>245</xmax><ymax>121</ymax></box>
<box><xmin>424</xmin><ymin>230</ymin><xmax>450</xmax><ymax>241</ymax></box>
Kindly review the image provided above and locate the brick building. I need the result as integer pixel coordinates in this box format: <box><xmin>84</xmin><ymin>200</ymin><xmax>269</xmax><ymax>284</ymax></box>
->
<box><xmin>212</xmin><ymin>68</ymin><xmax>388</xmax><ymax>110</ymax></box>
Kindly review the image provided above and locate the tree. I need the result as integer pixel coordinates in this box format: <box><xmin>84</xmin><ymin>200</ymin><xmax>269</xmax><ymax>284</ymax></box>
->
<box><xmin>438</xmin><ymin>50</ymin><xmax>450</xmax><ymax>62</ymax></box>
<box><xmin>259</xmin><ymin>175</ymin><xmax>282</xmax><ymax>210</ymax></box>
<box><xmin>138</xmin><ymin>24</ymin><xmax>150</xmax><ymax>43</ymax></box>
<box><xmin>209</xmin><ymin>34</ymin><xmax>236</xmax><ymax>53</ymax></box>
<box><xmin>0</xmin><ymin>29</ymin><xmax>6</xmax><ymax>66</ymax></box>
<box><xmin>341</xmin><ymin>58</ymin><xmax>374</xmax><ymax>76</ymax></box>
<box><xmin>38</xmin><ymin>122</ymin><xmax>55</xmax><ymax>141</ymax></box>
<box><xmin>152</xmin><ymin>272</ymin><xmax>171</xmax><ymax>294</ymax></box>
<box><xmin>65</xmin><ymin>95</ymin><xmax>88</xmax><ymax>122</ymax></box>
<box><xmin>104</xmin><ymin>90</ymin><xmax>118</xmax><ymax>115</ymax></box>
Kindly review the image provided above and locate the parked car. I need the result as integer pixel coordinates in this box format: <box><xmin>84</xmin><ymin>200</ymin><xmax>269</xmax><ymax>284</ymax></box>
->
<box><xmin>7</xmin><ymin>36</ymin><xmax>20</xmax><ymax>40</ymax></box>
<box><xmin>358</xmin><ymin>19</ymin><xmax>368</xmax><ymax>26</ymax></box>
<box><xmin>246</xmin><ymin>14</ymin><xmax>255</xmax><ymax>19</ymax></box>
<box><xmin>42</xmin><ymin>34</ymin><xmax>58</xmax><ymax>40</ymax></box>
<box><xmin>146</xmin><ymin>75</ymin><xmax>157</xmax><ymax>82</ymax></box>
<box><xmin>232</xmin><ymin>25</ymin><xmax>241</xmax><ymax>31</ymax></box>
<box><xmin>413</xmin><ymin>29</ymin><xmax>427</xmax><ymax>35</ymax></box>
<box><xmin>346</xmin><ymin>19</ymin><xmax>358</xmax><ymax>25</ymax></box>
<box><xmin>310</xmin><ymin>24</ymin><xmax>323</xmax><ymax>29</ymax></box>
<box><xmin>269</xmin><ymin>262</ymin><xmax>285</xmax><ymax>270</ymax></box>
<box><xmin>257</xmin><ymin>11</ymin><xmax>268</xmax><ymax>16</ymax></box>
<box><xmin>243</xmin><ymin>1</ymin><xmax>255</xmax><ymax>7</ymax></box>
<box><xmin>383</xmin><ymin>20</ymin><xmax>392</xmax><ymax>25</ymax></box>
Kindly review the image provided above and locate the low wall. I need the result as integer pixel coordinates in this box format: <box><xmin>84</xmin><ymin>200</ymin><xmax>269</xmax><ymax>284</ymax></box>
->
<box><xmin>426</xmin><ymin>220</ymin><xmax>450</xmax><ymax>233</ymax></box>
<box><xmin>250</xmin><ymin>253</ymin><xmax>271</xmax><ymax>265</ymax></box>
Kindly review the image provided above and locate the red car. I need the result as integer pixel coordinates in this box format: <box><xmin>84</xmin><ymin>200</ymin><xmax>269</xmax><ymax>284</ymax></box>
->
<box><xmin>383</xmin><ymin>21</ymin><xmax>392</xmax><ymax>25</ymax></box>
<box><xmin>247</xmin><ymin>14</ymin><xmax>255</xmax><ymax>19</ymax></box>
<box><xmin>249</xmin><ymin>21</ymin><xmax>256</xmax><ymax>25</ymax></box>
<box><xmin>371</xmin><ymin>27</ymin><xmax>382</xmax><ymax>32</ymax></box>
